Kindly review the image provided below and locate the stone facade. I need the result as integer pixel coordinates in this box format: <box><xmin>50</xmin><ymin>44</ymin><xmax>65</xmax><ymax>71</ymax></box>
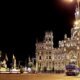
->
<box><xmin>35</xmin><ymin>6</ymin><xmax>80</xmax><ymax>72</ymax></box>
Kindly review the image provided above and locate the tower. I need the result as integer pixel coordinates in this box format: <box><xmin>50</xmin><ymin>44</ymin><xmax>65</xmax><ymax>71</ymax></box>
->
<box><xmin>72</xmin><ymin>1</ymin><xmax>80</xmax><ymax>38</ymax></box>
<box><xmin>44</xmin><ymin>31</ymin><xmax>53</xmax><ymax>48</ymax></box>
<box><xmin>74</xmin><ymin>5</ymin><xmax>80</xmax><ymax>29</ymax></box>
<box><xmin>44</xmin><ymin>32</ymin><xmax>54</xmax><ymax>70</ymax></box>
<box><xmin>35</xmin><ymin>31</ymin><xmax>54</xmax><ymax>71</ymax></box>
<box><xmin>68</xmin><ymin>1</ymin><xmax>80</xmax><ymax>67</ymax></box>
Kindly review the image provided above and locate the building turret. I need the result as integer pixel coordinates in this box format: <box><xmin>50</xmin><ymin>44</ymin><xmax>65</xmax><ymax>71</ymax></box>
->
<box><xmin>72</xmin><ymin>2</ymin><xmax>80</xmax><ymax>39</ymax></box>
<box><xmin>44</xmin><ymin>31</ymin><xmax>53</xmax><ymax>48</ymax></box>
<box><xmin>74</xmin><ymin>2</ymin><xmax>80</xmax><ymax>29</ymax></box>
<box><xmin>5</xmin><ymin>54</ymin><xmax>8</xmax><ymax>61</ymax></box>
<box><xmin>64</xmin><ymin>34</ymin><xmax>67</xmax><ymax>39</ymax></box>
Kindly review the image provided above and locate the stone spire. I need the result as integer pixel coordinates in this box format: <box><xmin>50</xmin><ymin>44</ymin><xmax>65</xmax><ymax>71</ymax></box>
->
<box><xmin>64</xmin><ymin>34</ymin><xmax>67</xmax><ymax>39</ymax></box>
<box><xmin>72</xmin><ymin>1</ymin><xmax>80</xmax><ymax>38</ymax></box>
<box><xmin>28</xmin><ymin>56</ymin><xmax>31</xmax><ymax>62</ymax></box>
<box><xmin>75</xmin><ymin>6</ymin><xmax>80</xmax><ymax>20</ymax></box>
<box><xmin>5</xmin><ymin>54</ymin><xmax>8</xmax><ymax>61</ymax></box>
<box><xmin>44</xmin><ymin>31</ymin><xmax>54</xmax><ymax>48</ymax></box>
<box><xmin>12</xmin><ymin>54</ymin><xmax>16</xmax><ymax>69</ymax></box>
<box><xmin>74</xmin><ymin>0</ymin><xmax>80</xmax><ymax>29</ymax></box>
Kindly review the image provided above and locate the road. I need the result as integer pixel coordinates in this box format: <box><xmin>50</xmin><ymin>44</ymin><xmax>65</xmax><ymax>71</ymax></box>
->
<box><xmin>0</xmin><ymin>73</ymin><xmax>80</xmax><ymax>80</ymax></box>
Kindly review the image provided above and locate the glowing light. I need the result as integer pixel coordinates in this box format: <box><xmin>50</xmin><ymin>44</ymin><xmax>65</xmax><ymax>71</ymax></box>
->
<box><xmin>77</xmin><ymin>0</ymin><xmax>80</xmax><ymax>2</ymax></box>
<box><xmin>74</xmin><ymin>21</ymin><xmax>79</xmax><ymax>25</ymax></box>
<box><xmin>62</xmin><ymin>0</ymin><xmax>80</xmax><ymax>4</ymax></box>
<box><xmin>74</xmin><ymin>20</ymin><xmax>80</xmax><ymax>25</ymax></box>
<box><xmin>76</xmin><ymin>11</ymin><xmax>79</xmax><ymax>15</ymax></box>
<box><xmin>68</xmin><ymin>0</ymin><xmax>73</xmax><ymax>2</ymax></box>
<box><xmin>63</xmin><ymin>0</ymin><xmax>74</xmax><ymax>3</ymax></box>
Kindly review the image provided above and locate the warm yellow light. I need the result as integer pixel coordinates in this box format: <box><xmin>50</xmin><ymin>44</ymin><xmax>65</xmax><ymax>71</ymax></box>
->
<box><xmin>63</xmin><ymin>0</ymin><xmax>74</xmax><ymax>3</ymax></box>
<box><xmin>74</xmin><ymin>21</ymin><xmax>78</xmax><ymax>25</ymax></box>
<box><xmin>69</xmin><ymin>0</ymin><xmax>74</xmax><ymax>2</ymax></box>
<box><xmin>77</xmin><ymin>0</ymin><xmax>80</xmax><ymax>2</ymax></box>
<box><xmin>74</xmin><ymin>20</ymin><xmax>80</xmax><ymax>25</ymax></box>
<box><xmin>76</xmin><ymin>11</ymin><xmax>79</xmax><ymax>15</ymax></box>
<box><xmin>75</xmin><ymin>21</ymin><xmax>78</xmax><ymax>25</ymax></box>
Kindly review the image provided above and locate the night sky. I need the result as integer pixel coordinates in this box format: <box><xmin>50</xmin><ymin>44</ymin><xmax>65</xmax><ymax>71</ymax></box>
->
<box><xmin>0</xmin><ymin>0</ymin><xmax>76</xmax><ymax>65</ymax></box>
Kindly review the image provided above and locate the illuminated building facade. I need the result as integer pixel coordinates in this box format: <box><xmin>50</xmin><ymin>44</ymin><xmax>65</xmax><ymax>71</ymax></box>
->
<box><xmin>35</xmin><ymin>6</ymin><xmax>80</xmax><ymax>72</ymax></box>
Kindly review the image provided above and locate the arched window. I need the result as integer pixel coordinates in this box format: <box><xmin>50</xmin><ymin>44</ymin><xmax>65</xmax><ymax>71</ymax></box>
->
<box><xmin>49</xmin><ymin>56</ymin><xmax>51</xmax><ymax>59</ymax></box>
<box><xmin>39</xmin><ymin>56</ymin><xmax>41</xmax><ymax>60</ymax></box>
<box><xmin>46</xmin><ymin>56</ymin><xmax>48</xmax><ymax>59</ymax></box>
<box><xmin>49</xmin><ymin>52</ymin><xmax>51</xmax><ymax>55</ymax></box>
<box><xmin>49</xmin><ymin>38</ymin><xmax>51</xmax><ymax>41</ymax></box>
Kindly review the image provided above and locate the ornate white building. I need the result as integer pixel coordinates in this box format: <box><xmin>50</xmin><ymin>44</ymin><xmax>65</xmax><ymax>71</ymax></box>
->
<box><xmin>35</xmin><ymin>5</ymin><xmax>80</xmax><ymax>72</ymax></box>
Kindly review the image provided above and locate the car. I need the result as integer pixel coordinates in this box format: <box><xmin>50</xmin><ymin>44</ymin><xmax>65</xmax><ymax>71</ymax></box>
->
<box><xmin>65</xmin><ymin>63</ymin><xmax>79</xmax><ymax>76</ymax></box>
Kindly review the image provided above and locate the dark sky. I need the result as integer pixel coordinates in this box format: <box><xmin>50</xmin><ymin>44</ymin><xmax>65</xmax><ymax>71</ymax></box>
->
<box><xmin>0</xmin><ymin>0</ymin><xmax>76</xmax><ymax>64</ymax></box>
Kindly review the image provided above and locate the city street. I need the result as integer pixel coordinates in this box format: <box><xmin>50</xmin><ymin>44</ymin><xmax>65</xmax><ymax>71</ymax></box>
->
<box><xmin>0</xmin><ymin>73</ymin><xmax>80</xmax><ymax>80</ymax></box>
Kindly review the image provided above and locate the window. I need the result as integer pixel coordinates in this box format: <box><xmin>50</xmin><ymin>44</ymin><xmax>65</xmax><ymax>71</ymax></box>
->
<box><xmin>49</xmin><ymin>52</ymin><xmax>51</xmax><ymax>55</ymax></box>
<box><xmin>49</xmin><ymin>56</ymin><xmax>51</xmax><ymax>59</ymax></box>
<box><xmin>62</xmin><ymin>62</ymin><xmax>64</xmax><ymax>65</ymax></box>
<box><xmin>49</xmin><ymin>62</ymin><xmax>51</xmax><ymax>65</ymax></box>
<box><xmin>46</xmin><ymin>62</ymin><xmax>48</xmax><ymax>66</ymax></box>
<box><xmin>46</xmin><ymin>38</ymin><xmax>48</xmax><ymax>41</ymax></box>
<box><xmin>46</xmin><ymin>56</ymin><xmax>48</xmax><ymax>59</ymax></box>
<box><xmin>49</xmin><ymin>38</ymin><xmax>51</xmax><ymax>41</ymax></box>
<box><xmin>41</xmin><ymin>52</ymin><xmax>43</xmax><ymax>55</ymax></box>
<box><xmin>39</xmin><ymin>56</ymin><xmax>41</xmax><ymax>60</ymax></box>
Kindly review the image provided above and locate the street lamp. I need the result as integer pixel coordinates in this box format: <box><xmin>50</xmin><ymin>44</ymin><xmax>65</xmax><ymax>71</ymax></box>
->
<box><xmin>62</xmin><ymin>0</ymin><xmax>74</xmax><ymax>3</ymax></box>
<box><xmin>62</xmin><ymin>0</ymin><xmax>80</xmax><ymax>6</ymax></box>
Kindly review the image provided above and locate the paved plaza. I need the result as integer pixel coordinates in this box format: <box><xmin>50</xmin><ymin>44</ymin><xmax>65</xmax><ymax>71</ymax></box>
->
<box><xmin>0</xmin><ymin>73</ymin><xmax>80</xmax><ymax>80</ymax></box>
